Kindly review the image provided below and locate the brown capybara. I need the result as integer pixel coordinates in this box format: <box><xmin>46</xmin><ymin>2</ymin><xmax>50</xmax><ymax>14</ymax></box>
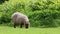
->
<box><xmin>11</xmin><ymin>12</ymin><xmax>30</xmax><ymax>29</ymax></box>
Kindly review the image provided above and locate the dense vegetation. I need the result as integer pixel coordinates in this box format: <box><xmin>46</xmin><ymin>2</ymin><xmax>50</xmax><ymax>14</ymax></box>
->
<box><xmin>0</xmin><ymin>0</ymin><xmax>60</xmax><ymax>27</ymax></box>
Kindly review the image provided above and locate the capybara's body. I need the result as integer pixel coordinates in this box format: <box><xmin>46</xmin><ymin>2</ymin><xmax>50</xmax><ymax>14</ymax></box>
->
<box><xmin>11</xmin><ymin>12</ymin><xmax>30</xmax><ymax>28</ymax></box>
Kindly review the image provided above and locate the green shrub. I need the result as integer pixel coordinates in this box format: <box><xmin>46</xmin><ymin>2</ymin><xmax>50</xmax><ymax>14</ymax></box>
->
<box><xmin>0</xmin><ymin>12</ymin><xmax>11</xmax><ymax>24</ymax></box>
<box><xmin>0</xmin><ymin>0</ymin><xmax>9</xmax><ymax>4</ymax></box>
<box><xmin>29</xmin><ymin>0</ymin><xmax>60</xmax><ymax>11</ymax></box>
<box><xmin>0</xmin><ymin>0</ymin><xmax>60</xmax><ymax>27</ymax></box>
<box><xmin>28</xmin><ymin>10</ymin><xmax>60</xmax><ymax>27</ymax></box>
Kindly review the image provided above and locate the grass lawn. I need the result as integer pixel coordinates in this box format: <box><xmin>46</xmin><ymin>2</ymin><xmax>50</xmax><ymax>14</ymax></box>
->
<box><xmin>0</xmin><ymin>26</ymin><xmax>60</xmax><ymax>34</ymax></box>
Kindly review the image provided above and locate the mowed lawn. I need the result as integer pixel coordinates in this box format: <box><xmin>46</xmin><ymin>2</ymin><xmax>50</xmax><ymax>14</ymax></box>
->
<box><xmin>0</xmin><ymin>26</ymin><xmax>60</xmax><ymax>34</ymax></box>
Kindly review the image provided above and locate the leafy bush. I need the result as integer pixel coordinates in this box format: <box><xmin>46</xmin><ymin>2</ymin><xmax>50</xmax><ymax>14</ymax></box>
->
<box><xmin>29</xmin><ymin>0</ymin><xmax>60</xmax><ymax>11</ymax></box>
<box><xmin>28</xmin><ymin>10</ymin><xmax>60</xmax><ymax>27</ymax></box>
<box><xmin>0</xmin><ymin>0</ymin><xmax>60</xmax><ymax>27</ymax></box>
<box><xmin>0</xmin><ymin>12</ymin><xmax>11</xmax><ymax>24</ymax></box>
<box><xmin>0</xmin><ymin>0</ymin><xmax>8</xmax><ymax>4</ymax></box>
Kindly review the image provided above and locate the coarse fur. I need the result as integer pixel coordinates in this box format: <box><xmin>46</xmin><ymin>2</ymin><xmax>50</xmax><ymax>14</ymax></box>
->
<box><xmin>11</xmin><ymin>12</ymin><xmax>30</xmax><ymax>29</ymax></box>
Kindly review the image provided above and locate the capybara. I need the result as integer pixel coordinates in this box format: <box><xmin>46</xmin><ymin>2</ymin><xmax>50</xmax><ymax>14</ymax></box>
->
<box><xmin>11</xmin><ymin>12</ymin><xmax>30</xmax><ymax>29</ymax></box>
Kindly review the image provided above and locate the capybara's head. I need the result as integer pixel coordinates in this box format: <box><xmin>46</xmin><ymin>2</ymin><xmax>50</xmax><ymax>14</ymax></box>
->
<box><xmin>25</xmin><ymin>21</ymin><xmax>30</xmax><ymax>29</ymax></box>
<box><xmin>25</xmin><ymin>24</ymin><xmax>29</xmax><ymax>29</ymax></box>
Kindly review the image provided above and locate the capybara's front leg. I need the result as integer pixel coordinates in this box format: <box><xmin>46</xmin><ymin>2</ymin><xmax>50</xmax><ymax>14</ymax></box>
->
<box><xmin>14</xmin><ymin>23</ymin><xmax>16</xmax><ymax>28</ymax></box>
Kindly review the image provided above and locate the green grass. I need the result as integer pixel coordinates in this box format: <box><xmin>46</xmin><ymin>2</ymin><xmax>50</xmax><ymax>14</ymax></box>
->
<box><xmin>0</xmin><ymin>26</ymin><xmax>60</xmax><ymax>34</ymax></box>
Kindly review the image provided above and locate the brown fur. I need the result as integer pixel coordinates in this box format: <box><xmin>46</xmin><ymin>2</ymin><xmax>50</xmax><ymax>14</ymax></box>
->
<box><xmin>11</xmin><ymin>12</ymin><xmax>30</xmax><ymax>29</ymax></box>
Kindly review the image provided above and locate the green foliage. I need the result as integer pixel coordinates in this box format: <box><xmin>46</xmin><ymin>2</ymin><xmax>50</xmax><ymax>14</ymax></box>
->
<box><xmin>0</xmin><ymin>0</ymin><xmax>60</xmax><ymax>27</ymax></box>
<box><xmin>29</xmin><ymin>0</ymin><xmax>60</xmax><ymax>11</ymax></box>
<box><xmin>0</xmin><ymin>0</ymin><xmax>8</xmax><ymax>4</ymax></box>
<box><xmin>0</xmin><ymin>12</ymin><xmax>11</xmax><ymax>24</ymax></box>
<box><xmin>28</xmin><ymin>10</ymin><xmax>60</xmax><ymax>27</ymax></box>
